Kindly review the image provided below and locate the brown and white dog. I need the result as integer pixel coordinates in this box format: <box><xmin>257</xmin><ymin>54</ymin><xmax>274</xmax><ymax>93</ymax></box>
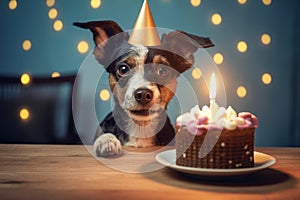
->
<box><xmin>74</xmin><ymin>21</ymin><xmax>214</xmax><ymax>157</ymax></box>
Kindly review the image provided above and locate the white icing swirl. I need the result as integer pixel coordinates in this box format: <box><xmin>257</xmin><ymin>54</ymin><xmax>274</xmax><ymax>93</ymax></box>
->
<box><xmin>176</xmin><ymin>105</ymin><xmax>258</xmax><ymax>135</ymax></box>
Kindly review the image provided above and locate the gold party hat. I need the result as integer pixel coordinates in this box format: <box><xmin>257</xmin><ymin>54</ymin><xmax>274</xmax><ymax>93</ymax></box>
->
<box><xmin>128</xmin><ymin>0</ymin><xmax>161</xmax><ymax>46</ymax></box>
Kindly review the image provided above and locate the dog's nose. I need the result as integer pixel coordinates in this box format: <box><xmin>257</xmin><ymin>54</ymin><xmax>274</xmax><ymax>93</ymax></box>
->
<box><xmin>134</xmin><ymin>88</ymin><xmax>153</xmax><ymax>105</ymax></box>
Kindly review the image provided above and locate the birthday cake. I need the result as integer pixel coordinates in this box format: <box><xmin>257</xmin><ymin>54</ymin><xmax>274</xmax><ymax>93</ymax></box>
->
<box><xmin>175</xmin><ymin>105</ymin><xmax>258</xmax><ymax>169</ymax></box>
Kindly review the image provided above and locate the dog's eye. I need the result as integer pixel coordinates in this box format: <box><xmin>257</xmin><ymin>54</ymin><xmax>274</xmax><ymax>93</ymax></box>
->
<box><xmin>157</xmin><ymin>65</ymin><xmax>169</xmax><ymax>77</ymax></box>
<box><xmin>117</xmin><ymin>64</ymin><xmax>130</xmax><ymax>77</ymax></box>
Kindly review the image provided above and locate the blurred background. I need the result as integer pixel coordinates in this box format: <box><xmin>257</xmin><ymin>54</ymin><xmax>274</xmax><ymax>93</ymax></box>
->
<box><xmin>0</xmin><ymin>0</ymin><xmax>299</xmax><ymax>146</ymax></box>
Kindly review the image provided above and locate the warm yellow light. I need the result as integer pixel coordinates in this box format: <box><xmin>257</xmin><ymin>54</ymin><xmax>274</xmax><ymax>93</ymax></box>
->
<box><xmin>237</xmin><ymin>86</ymin><xmax>247</xmax><ymax>98</ymax></box>
<box><xmin>261</xmin><ymin>33</ymin><xmax>271</xmax><ymax>45</ymax></box>
<box><xmin>22</xmin><ymin>40</ymin><xmax>32</xmax><ymax>51</ymax></box>
<box><xmin>262</xmin><ymin>0</ymin><xmax>272</xmax><ymax>6</ymax></box>
<box><xmin>211</xmin><ymin>13</ymin><xmax>222</xmax><ymax>25</ymax></box>
<box><xmin>237</xmin><ymin>41</ymin><xmax>248</xmax><ymax>53</ymax></box>
<box><xmin>99</xmin><ymin>89</ymin><xmax>110</xmax><ymax>101</ymax></box>
<box><xmin>209</xmin><ymin>73</ymin><xmax>217</xmax><ymax>99</ymax></box>
<box><xmin>190</xmin><ymin>0</ymin><xmax>201</xmax><ymax>7</ymax></box>
<box><xmin>20</xmin><ymin>73</ymin><xmax>31</xmax><ymax>85</ymax></box>
<box><xmin>46</xmin><ymin>0</ymin><xmax>55</xmax><ymax>7</ymax></box>
<box><xmin>90</xmin><ymin>0</ymin><xmax>101</xmax><ymax>9</ymax></box>
<box><xmin>51</xmin><ymin>72</ymin><xmax>60</xmax><ymax>78</ymax></box>
<box><xmin>8</xmin><ymin>0</ymin><xmax>17</xmax><ymax>10</ymax></box>
<box><xmin>192</xmin><ymin>68</ymin><xmax>202</xmax><ymax>79</ymax></box>
<box><xmin>262</xmin><ymin>73</ymin><xmax>272</xmax><ymax>85</ymax></box>
<box><xmin>20</xmin><ymin>108</ymin><xmax>30</xmax><ymax>120</ymax></box>
<box><xmin>213</xmin><ymin>53</ymin><xmax>224</xmax><ymax>64</ymax></box>
<box><xmin>237</xmin><ymin>0</ymin><xmax>247</xmax><ymax>5</ymax></box>
<box><xmin>48</xmin><ymin>8</ymin><xmax>58</xmax><ymax>19</ymax></box>
<box><xmin>53</xmin><ymin>20</ymin><xmax>63</xmax><ymax>31</ymax></box>
<box><xmin>77</xmin><ymin>41</ymin><xmax>89</xmax><ymax>54</ymax></box>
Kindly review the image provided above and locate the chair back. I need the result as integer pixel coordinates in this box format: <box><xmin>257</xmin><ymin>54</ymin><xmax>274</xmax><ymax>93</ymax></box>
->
<box><xmin>0</xmin><ymin>74</ymin><xmax>80</xmax><ymax>144</ymax></box>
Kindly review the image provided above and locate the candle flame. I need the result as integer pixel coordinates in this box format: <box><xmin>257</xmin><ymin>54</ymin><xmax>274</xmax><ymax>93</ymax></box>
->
<box><xmin>210</xmin><ymin>73</ymin><xmax>217</xmax><ymax>99</ymax></box>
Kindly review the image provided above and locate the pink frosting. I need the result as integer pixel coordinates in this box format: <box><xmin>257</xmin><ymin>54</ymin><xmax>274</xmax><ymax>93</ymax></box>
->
<box><xmin>237</xmin><ymin>112</ymin><xmax>258</xmax><ymax>129</ymax></box>
<box><xmin>177</xmin><ymin>111</ymin><xmax>258</xmax><ymax>136</ymax></box>
<box><xmin>183</xmin><ymin>116</ymin><xmax>223</xmax><ymax>136</ymax></box>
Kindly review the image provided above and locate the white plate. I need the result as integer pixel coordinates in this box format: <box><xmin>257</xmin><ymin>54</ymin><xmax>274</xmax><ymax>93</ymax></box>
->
<box><xmin>156</xmin><ymin>149</ymin><xmax>276</xmax><ymax>176</ymax></box>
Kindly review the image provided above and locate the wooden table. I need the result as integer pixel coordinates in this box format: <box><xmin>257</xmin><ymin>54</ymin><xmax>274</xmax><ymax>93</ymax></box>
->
<box><xmin>0</xmin><ymin>145</ymin><xmax>299</xmax><ymax>200</ymax></box>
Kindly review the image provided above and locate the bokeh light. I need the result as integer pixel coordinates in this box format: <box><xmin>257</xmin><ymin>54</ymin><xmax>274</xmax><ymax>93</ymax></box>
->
<box><xmin>237</xmin><ymin>0</ymin><xmax>247</xmax><ymax>5</ymax></box>
<box><xmin>51</xmin><ymin>72</ymin><xmax>60</xmax><ymax>78</ymax></box>
<box><xmin>262</xmin><ymin>73</ymin><xmax>272</xmax><ymax>85</ymax></box>
<box><xmin>211</xmin><ymin>13</ymin><xmax>222</xmax><ymax>25</ymax></box>
<box><xmin>19</xmin><ymin>108</ymin><xmax>30</xmax><ymax>120</ymax></box>
<box><xmin>48</xmin><ymin>8</ymin><xmax>58</xmax><ymax>19</ymax></box>
<box><xmin>190</xmin><ymin>0</ymin><xmax>201</xmax><ymax>7</ymax></box>
<box><xmin>90</xmin><ymin>0</ymin><xmax>101</xmax><ymax>9</ymax></box>
<box><xmin>261</xmin><ymin>33</ymin><xmax>271</xmax><ymax>45</ymax></box>
<box><xmin>8</xmin><ymin>0</ymin><xmax>17</xmax><ymax>10</ymax></box>
<box><xmin>237</xmin><ymin>41</ymin><xmax>248</xmax><ymax>53</ymax></box>
<box><xmin>262</xmin><ymin>0</ymin><xmax>272</xmax><ymax>6</ymax></box>
<box><xmin>22</xmin><ymin>40</ymin><xmax>32</xmax><ymax>51</ymax></box>
<box><xmin>237</xmin><ymin>86</ymin><xmax>247</xmax><ymax>98</ymax></box>
<box><xmin>213</xmin><ymin>53</ymin><xmax>224</xmax><ymax>64</ymax></box>
<box><xmin>77</xmin><ymin>41</ymin><xmax>89</xmax><ymax>54</ymax></box>
<box><xmin>20</xmin><ymin>73</ymin><xmax>31</xmax><ymax>85</ymax></box>
<box><xmin>192</xmin><ymin>68</ymin><xmax>202</xmax><ymax>79</ymax></box>
<box><xmin>53</xmin><ymin>20</ymin><xmax>63</xmax><ymax>31</ymax></box>
<box><xmin>46</xmin><ymin>0</ymin><xmax>55</xmax><ymax>7</ymax></box>
<box><xmin>99</xmin><ymin>89</ymin><xmax>110</xmax><ymax>101</ymax></box>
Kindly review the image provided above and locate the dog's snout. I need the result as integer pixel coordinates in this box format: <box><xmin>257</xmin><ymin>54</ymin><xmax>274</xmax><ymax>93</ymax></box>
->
<box><xmin>134</xmin><ymin>88</ymin><xmax>153</xmax><ymax>105</ymax></box>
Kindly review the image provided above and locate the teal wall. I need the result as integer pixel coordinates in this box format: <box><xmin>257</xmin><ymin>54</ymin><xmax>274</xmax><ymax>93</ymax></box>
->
<box><xmin>0</xmin><ymin>0</ymin><xmax>299</xmax><ymax>146</ymax></box>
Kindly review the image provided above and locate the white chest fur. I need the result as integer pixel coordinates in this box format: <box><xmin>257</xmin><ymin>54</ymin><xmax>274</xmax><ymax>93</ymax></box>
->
<box><xmin>125</xmin><ymin>136</ymin><xmax>156</xmax><ymax>148</ymax></box>
<box><xmin>124</xmin><ymin>118</ymin><xmax>159</xmax><ymax>148</ymax></box>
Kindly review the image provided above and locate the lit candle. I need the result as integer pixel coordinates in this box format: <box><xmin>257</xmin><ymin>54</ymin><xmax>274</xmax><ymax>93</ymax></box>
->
<box><xmin>209</xmin><ymin>73</ymin><xmax>216</xmax><ymax>100</ymax></box>
<box><xmin>209</xmin><ymin>73</ymin><xmax>219</xmax><ymax>119</ymax></box>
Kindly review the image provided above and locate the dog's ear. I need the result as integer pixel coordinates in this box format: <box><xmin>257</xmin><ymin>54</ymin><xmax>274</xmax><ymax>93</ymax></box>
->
<box><xmin>161</xmin><ymin>31</ymin><xmax>214</xmax><ymax>73</ymax></box>
<box><xmin>73</xmin><ymin>21</ymin><xmax>128</xmax><ymax>66</ymax></box>
<box><xmin>73</xmin><ymin>21</ymin><xmax>123</xmax><ymax>46</ymax></box>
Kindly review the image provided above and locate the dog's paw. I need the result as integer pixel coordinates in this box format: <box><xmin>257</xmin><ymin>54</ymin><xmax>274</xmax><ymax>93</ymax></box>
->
<box><xmin>93</xmin><ymin>133</ymin><xmax>122</xmax><ymax>157</ymax></box>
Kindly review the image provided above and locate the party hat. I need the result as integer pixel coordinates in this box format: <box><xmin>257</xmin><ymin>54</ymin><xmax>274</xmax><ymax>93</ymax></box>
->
<box><xmin>128</xmin><ymin>0</ymin><xmax>161</xmax><ymax>46</ymax></box>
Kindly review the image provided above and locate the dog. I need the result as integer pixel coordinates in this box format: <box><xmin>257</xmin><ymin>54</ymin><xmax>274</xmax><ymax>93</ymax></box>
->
<box><xmin>74</xmin><ymin>21</ymin><xmax>214</xmax><ymax>157</ymax></box>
